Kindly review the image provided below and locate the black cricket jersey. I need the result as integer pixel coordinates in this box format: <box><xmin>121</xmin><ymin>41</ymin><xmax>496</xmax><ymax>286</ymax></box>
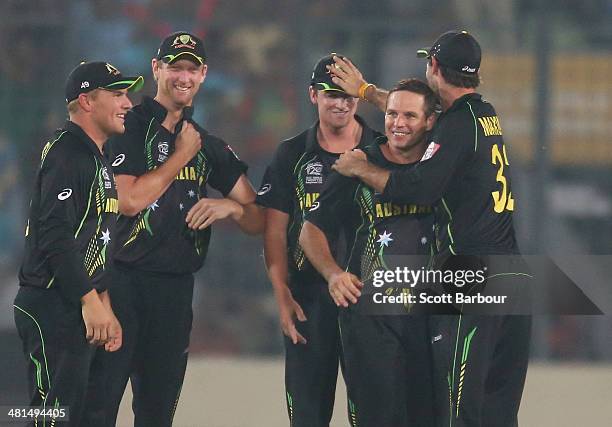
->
<box><xmin>19</xmin><ymin>121</ymin><xmax>118</xmax><ymax>305</ymax></box>
<box><xmin>306</xmin><ymin>137</ymin><xmax>434</xmax><ymax>285</ymax></box>
<box><xmin>256</xmin><ymin>116</ymin><xmax>380</xmax><ymax>287</ymax></box>
<box><xmin>383</xmin><ymin>93</ymin><xmax>518</xmax><ymax>259</ymax></box>
<box><xmin>109</xmin><ymin>96</ymin><xmax>247</xmax><ymax>274</ymax></box>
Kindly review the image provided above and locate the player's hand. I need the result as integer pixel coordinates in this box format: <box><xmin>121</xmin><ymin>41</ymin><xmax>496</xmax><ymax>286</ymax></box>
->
<box><xmin>81</xmin><ymin>289</ymin><xmax>114</xmax><ymax>346</ymax></box>
<box><xmin>185</xmin><ymin>198</ymin><xmax>243</xmax><ymax>230</ymax></box>
<box><xmin>104</xmin><ymin>312</ymin><xmax>123</xmax><ymax>352</ymax></box>
<box><xmin>328</xmin><ymin>272</ymin><xmax>363</xmax><ymax>307</ymax></box>
<box><xmin>326</xmin><ymin>55</ymin><xmax>367</xmax><ymax>98</ymax></box>
<box><xmin>174</xmin><ymin>122</ymin><xmax>202</xmax><ymax>162</ymax></box>
<box><xmin>332</xmin><ymin>149</ymin><xmax>368</xmax><ymax>178</ymax></box>
<box><xmin>275</xmin><ymin>288</ymin><xmax>307</xmax><ymax>345</ymax></box>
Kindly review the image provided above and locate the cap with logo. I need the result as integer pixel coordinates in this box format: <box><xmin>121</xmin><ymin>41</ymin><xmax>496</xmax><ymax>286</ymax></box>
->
<box><xmin>65</xmin><ymin>61</ymin><xmax>144</xmax><ymax>103</ymax></box>
<box><xmin>311</xmin><ymin>53</ymin><xmax>348</xmax><ymax>93</ymax></box>
<box><xmin>157</xmin><ymin>31</ymin><xmax>206</xmax><ymax>65</ymax></box>
<box><xmin>416</xmin><ymin>30</ymin><xmax>481</xmax><ymax>74</ymax></box>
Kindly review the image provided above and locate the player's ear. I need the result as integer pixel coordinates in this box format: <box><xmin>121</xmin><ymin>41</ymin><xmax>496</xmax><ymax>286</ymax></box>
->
<box><xmin>200</xmin><ymin>64</ymin><xmax>207</xmax><ymax>83</ymax></box>
<box><xmin>308</xmin><ymin>86</ymin><xmax>317</xmax><ymax>105</ymax></box>
<box><xmin>426</xmin><ymin>112</ymin><xmax>436</xmax><ymax>131</ymax></box>
<box><xmin>77</xmin><ymin>92</ymin><xmax>94</xmax><ymax>113</ymax></box>
<box><xmin>151</xmin><ymin>58</ymin><xmax>160</xmax><ymax>82</ymax></box>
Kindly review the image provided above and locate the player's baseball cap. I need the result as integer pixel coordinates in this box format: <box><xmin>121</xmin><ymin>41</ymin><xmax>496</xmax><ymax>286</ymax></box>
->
<box><xmin>65</xmin><ymin>61</ymin><xmax>144</xmax><ymax>103</ymax></box>
<box><xmin>311</xmin><ymin>53</ymin><xmax>347</xmax><ymax>93</ymax></box>
<box><xmin>157</xmin><ymin>31</ymin><xmax>206</xmax><ymax>65</ymax></box>
<box><xmin>416</xmin><ymin>30</ymin><xmax>481</xmax><ymax>74</ymax></box>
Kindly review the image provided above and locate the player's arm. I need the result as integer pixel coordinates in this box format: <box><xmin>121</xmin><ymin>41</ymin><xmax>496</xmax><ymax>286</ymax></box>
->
<box><xmin>186</xmin><ymin>174</ymin><xmax>264</xmax><ymax>235</ymax></box>
<box><xmin>264</xmin><ymin>208</ymin><xmax>307</xmax><ymax>344</ymax></box>
<box><xmin>299</xmin><ymin>172</ymin><xmax>363</xmax><ymax>307</ymax></box>
<box><xmin>115</xmin><ymin>122</ymin><xmax>202</xmax><ymax>216</ymax></box>
<box><xmin>335</xmin><ymin>117</ymin><xmax>470</xmax><ymax>205</ymax></box>
<box><xmin>299</xmin><ymin>221</ymin><xmax>362</xmax><ymax>307</ymax></box>
<box><xmin>327</xmin><ymin>55</ymin><xmax>388</xmax><ymax>112</ymax></box>
<box><xmin>38</xmin><ymin>147</ymin><xmax>113</xmax><ymax>345</ymax></box>
<box><xmin>332</xmin><ymin>149</ymin><xmax>390</xmax><ymax>192</ymax></box>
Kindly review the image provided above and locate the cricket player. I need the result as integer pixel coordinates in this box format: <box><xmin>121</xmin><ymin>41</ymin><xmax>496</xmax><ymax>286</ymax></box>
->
<box><xmin>327</xmin><ymin>31</ymin><xmax>532</xmax><ymax>427</ymax></box>
<box><xmin>14</xmin><ymin>61</ymin><xmax>143</xmax><ymax>426</ymax></box>
<box><xmin>300</xmin><ymin>78</ymin><xmax>438</xmax><ymax>427</ymax></box>
<box><xmin>86</xmin><ymin>32</ymin><xmax>263</xmax><ymax>427</ymax></box>
<box><xmin>256</xmin><ymin>54</ymin><xmax>380</xmax><ymax>427</ymax></box>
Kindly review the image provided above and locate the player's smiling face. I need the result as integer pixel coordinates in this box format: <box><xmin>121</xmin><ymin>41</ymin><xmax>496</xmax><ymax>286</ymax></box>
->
<box><xmin>310</xmin><ymin>88</ymin><xmax>358</xmax><ymax>130</ymax></box>
<box><xmin>90</xmin><ymin>88</ymin><xmax>132</xmax><ymax>137</ymax></box>
<box><xmin>153</xmin><ymin>58</ymin><xmax>207</xmax><ymax>108</ymax></box>
<box><xmin>384</xmin><ymin>91</ymin><xmax>434</xmax><ymax>153</ymax></box>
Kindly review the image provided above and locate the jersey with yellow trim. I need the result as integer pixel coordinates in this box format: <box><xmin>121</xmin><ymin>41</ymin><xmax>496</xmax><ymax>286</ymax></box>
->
<box><xmin>18</xmin><ymin>121</ymin><xmax>118</xmax><ymax>305</ymax></box>
<box><xmin>108</xmin><ymin>96</ymin><xmax>247</xmax><ymax>274</ymax></box>
<box><xmin>256</xmin><ymin>116</ymin><xmax>380</xmax><ymax>287</ymax></box>
<box><xmin>305</xmin><ymin>138</ymin><xmax>434</xmax><ymax>287</ymax></box>
<box><xmin>383</xmin><ymin>93</ymin><xmax>518</xmax><ymax>260</ymax></box>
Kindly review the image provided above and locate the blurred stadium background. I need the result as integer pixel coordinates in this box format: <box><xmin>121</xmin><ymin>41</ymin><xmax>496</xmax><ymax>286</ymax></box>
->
<box><xmin>0</xmin><ymin>0</ymin><xmax>610</xmax><ymax>426</ymax></box>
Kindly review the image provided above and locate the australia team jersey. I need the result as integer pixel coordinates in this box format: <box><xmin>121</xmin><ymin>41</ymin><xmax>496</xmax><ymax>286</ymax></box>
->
<box><xmin>109</xmin><ymin>97</ymin><xmax>247</xmax><ymax>274</ymax></box>
<box><xmin>256</xmin><ymin>116</ymin><xmax>380</xmax><ymax>287</ymax></box>
<box><xmin>19</xmin><ymin>121</ymin><xmax>118</xmax><ymax>304</ymax></box>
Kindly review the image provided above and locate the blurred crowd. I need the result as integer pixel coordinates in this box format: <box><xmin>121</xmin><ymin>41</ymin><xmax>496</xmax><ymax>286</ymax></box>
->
<box><xmin>0</xmin><ymin>0</ymin><xmax>610</xmax><ymax>358</ymax></box>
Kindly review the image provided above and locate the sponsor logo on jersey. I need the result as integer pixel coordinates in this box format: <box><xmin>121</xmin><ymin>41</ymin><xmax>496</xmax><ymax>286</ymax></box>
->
<box><xmin>420</xmin><ymin>141</ymin><xmax>440</xmax><ymax>162</ymax></box>
<box><xmin>112</xmin><ymin>153</ymin><xmax>126</xmax><ymax>167</ymax></box>
<box><xmin>257</xmin><ymin>183</ymin><xmax>271</xmax><ymax>196</ymax></box>
<box><xmin>57</xmin><ymin>188</ymin><xmax>72</xmax><ymax>200</ymax></box>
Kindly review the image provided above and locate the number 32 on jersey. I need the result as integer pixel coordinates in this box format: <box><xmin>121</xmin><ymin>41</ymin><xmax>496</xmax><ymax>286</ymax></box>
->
<box><xmin>491</xmin><ymin>144</ymin><xmax>514</xmax><ymax>213</ymax></box>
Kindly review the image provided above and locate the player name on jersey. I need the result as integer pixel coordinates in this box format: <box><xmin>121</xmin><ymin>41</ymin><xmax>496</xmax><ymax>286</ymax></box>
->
<box><xmin>478</xmin><ymin>115</ymin><xmax>503</xmax><ymax>136</ymax></box>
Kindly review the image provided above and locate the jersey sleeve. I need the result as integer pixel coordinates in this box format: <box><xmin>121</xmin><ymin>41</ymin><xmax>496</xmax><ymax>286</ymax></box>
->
<box><xmin>304</xmin><ymin>171</ymin><xmax>357</xmax><ymax>240</ymax></box>
<box><xmin>108</xmin><ymin>112</ymin><xmax>147</xmax><ymax>176</ymax></box>
<box><xmin>382</xmin><ymin>113</ymin><xmax>473</xmax><ymax>205</ymax></box>
<box><xmin>256</xmin><ymin>142</ymin><xmax>295</xmax><ymax>214</ymax></box>
<box><xmin>37</xmin><ymin>145</ymin><xmax>94</xmax><ymax>304</ymax></box>
<box><xmin>205</xmin><ymin>136</ymin><xmax>249</xmax><ymax>196</ymax></box>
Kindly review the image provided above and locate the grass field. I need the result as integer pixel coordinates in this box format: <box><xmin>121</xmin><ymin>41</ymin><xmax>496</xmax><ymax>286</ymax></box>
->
<box><xmin>116</xmin><ymin>357</ymin><xmax>612</xmax><ymax>427</ymax></box>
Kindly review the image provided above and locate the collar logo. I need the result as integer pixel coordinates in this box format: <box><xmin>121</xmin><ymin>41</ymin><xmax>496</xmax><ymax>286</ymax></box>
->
<box><xmin>172</xmin><ymin>34</ymin><xmax>197</xmax><ymax>50</ymax></box>
<box><xmin>105</xmin><ymin>63</ymin><xmax>120</xmax><ymax>76</ymax></box>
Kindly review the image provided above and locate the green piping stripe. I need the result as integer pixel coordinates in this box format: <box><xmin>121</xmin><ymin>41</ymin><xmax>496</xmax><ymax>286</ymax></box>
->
<box><xmin>449</xmin><ymin>314</ymin><xmax>463</xmax><ymax>427</ymax></box>
<box><xmin>15</xmin><ymin>304</ymin><xmax>51</xmax><ymax>422</ymax></box>
<box><xmin>29</xmin><ymin>353</ymin><xmax>43</xmax><ymax>389</ymax></box>
<box><xmin>46</xmin><ymin>277</ymin><xmax>55</xmax><ymax>289</ymax></box>
<box><xmin>74</xmin><ymin>158</ymin><xmax>99</xmax><ymax>238</ymax></box>
<box><xmin>466</xmin><ymin>101</ymin><xmax>479</xmax><ymax>152</ymax></box>
<box><xmin>40</xmin><ymin>131</ymin><xmax>68</xmax><ymax>166</ymax></box>
<box><xmin>441</xmin><ymin>198</ymin><xmax>453</xmax><ymax>219</ymax></box>
<box><xmin>462</xmin><ymin>327</ymin><xmax>477</xmax><ymax>363</ymax></box>
<box><xmin>441</xmin><ymin>197</ymin><xmax>456</xmax><ymax>254</ymax></box>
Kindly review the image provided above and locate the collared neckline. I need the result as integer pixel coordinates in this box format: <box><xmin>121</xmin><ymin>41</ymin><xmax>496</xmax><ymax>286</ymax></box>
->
<box><xmin>304</xmin><ymin>114</ymin><xmax>375</xmax><ymax>154</ymax></box>
<box><xmin>445</xmin><ymin>92</ymin><xmax>482</xmax><ymax>113</ymax></box>
<box><xmin>142</xmin><ymin>96</ymin><xmax>195</xmax><ymax>131</ymax></box>
<box><xmin>63</xmin><ymin>120</ymin><xmax>105</xmax><ymax>157</ymax></box>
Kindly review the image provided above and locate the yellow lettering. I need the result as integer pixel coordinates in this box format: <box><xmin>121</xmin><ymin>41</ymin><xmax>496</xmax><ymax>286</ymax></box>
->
<box><xmin>376</xmin><ymin>204</ymin><xmax>384</xmax><ymax>218</ymax></box>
